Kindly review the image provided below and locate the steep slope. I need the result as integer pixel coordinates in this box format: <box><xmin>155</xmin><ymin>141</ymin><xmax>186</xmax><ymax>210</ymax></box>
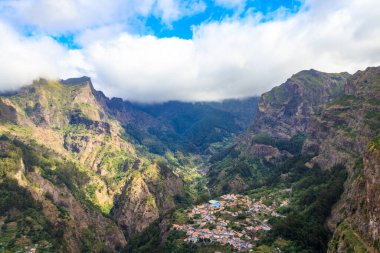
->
<box><xmin>253</xmin><ymin>69</ymin><xmax>349</xmax><ymax>139</ymax></box>
<box><xmin>1</xmin><ymin>67</ymin><xmax>377</xmax><ymax>252</ymax></box>
<box><xmin>0</xmin><ymin>78</ymin><xmax>186</xmax><ymax>251</ymax></box>
<box><xmin>0</xmin><ymin>78</ymin><xmax>139</xmax><ymax>211</ymax></box>
<box><xmin>0</xmin><ymin>76</ymin><xmax>258</xmax><ymax>252</ymax></box>
<box><xmin>208</xmin><ymin>67</ymin><xmax>380</xmax><ymax>251</ymax></box>
<box><xmin>325</xmin><ymin>68</ymin><xmax>380</xmax><ymax>252</ymax></box>
<box><xmin>107</xmin><ymin>98</ymin><xmax>259</xmax><ymax>155</ymax></box>
<box><xmin>329</xmin><ymin>138</ymin><xmax>380</xmax><ymax>253</ymax></box>
<box><xmin>0</xmin><ymin>136</ymin><xmax>126</xmax><ymax>252</ymax></box>
<box><xmin>208</xmin><ymin>69</ymin><xmax>350</xmax><ymax>193</ymax></box>
<box><xmin>111</xmin><ymin>162</ymin><xmax>184</xmax><ymax>238</ymax></box>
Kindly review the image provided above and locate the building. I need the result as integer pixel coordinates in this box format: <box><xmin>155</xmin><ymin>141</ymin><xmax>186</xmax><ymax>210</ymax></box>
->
<box><xmin>209</xmin><ymin>200</ymin><xmax>221</xmax><ymax>208</ymax></box>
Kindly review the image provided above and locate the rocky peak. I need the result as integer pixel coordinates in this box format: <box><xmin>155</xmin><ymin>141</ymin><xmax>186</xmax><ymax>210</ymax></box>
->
<box><xmin>344</xmin><ymin>66</ymin><xmax>380</xmax><ymax>99</ymax></box>
<box><xmin>253</xmin><ymin>69</ymin><xmax>349</xmax><ymax>140</ymax></box>
<box><xmin>60</xmin><ymin>76</ymin><xmax>92</xmax><ymax>86</ymax></box>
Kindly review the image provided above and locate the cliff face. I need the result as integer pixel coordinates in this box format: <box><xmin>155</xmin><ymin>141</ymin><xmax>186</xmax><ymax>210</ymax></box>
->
<box><xmin>241</xmin><ymin>69</ymin><xmax>350</xmax><ymax>161</ymax></box>
<box><xmin>208</xmin><ymin>67</ymin><xmax>380</xmax><ymax>250</ymax></box>
<box><xmin>328</xmin><ymin>143</ymin><xmax>380</xmax><ymax>253</ymax></box>
<box><xmin>112</xmin><ymin>163</ymin><xmax>184</xmax><ymax>237</ymax></box>
<box><xmin>0</xmin><ymin>137</ymin><xmax>126</xmax><ymax>252</ymax></box>
<box><xmin>308</xmin><ymin>67</ymin><xmax>380</xmax><ymax>251</ymax></box>
<box><xmin>0</xmin><ymin>76</ymin><xmax>259</xmax><ymax>252</ymax></box>
<box><xmin>328</xmin><ymin>138</ymin><xmax>380</xmax><ymax>253</ymax></box>
<box><xmin>0</xmin><ymin>78</ymin><xmax>186</xmax><ymax>251</ymax></box>
<box><xmin>362</xmin><ymin>146</ymin><xmax>380</xmax><ymax>245</ymax></box>
<box><xmin>253</xmin><ymin>69</ymin><xmax>349</xmax><ymax>139</ymax></box>
<box><xmin>1</xmin><ymin>67</ymin><xmax>378</xmax><ymax>251</ymax></box>
<box><xmin>208</xmin><ymin>69</ymin><xmax>351</xmax><ymax>194</ymax></box>
<box><xmin>307</xmin><ymin>67</ymin><xmax>380</xmax><ymax>170</ymax></box>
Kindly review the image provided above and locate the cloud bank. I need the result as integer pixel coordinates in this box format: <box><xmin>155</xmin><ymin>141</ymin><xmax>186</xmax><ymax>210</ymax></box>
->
<box><xmin>0</xmin><ymin>0</ymin><xmax>379</xmax><ymax>102</ymax></box>
<box><xmin>1</xmin><ymin>0</ymin><xmax>206</xmax><ymax>33</ymax></box>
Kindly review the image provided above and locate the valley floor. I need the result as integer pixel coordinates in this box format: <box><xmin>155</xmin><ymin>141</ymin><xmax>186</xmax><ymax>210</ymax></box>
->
<box><xmin>171</xmin><ymin>192</ymin><xmax>289</xmax><ymax>252</ymax></box>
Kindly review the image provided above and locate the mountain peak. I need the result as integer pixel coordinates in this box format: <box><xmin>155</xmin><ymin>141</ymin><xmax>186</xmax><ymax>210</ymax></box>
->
<box><xmin>60</xmin><ymin>76</ymin><xmax>92</xmax><ymax>86</ymax></box>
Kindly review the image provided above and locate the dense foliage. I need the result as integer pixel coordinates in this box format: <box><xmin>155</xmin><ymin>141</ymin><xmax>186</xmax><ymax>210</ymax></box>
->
<box><xmin>262</xmin><ymin>164</ymin><xmax>348</xmax><ymax>252</ymax></box>
<box><xmin>0</xmin><ymin>136</ymin><xmax>64</xmax><ymax>251</ymax></box>
<box><xmin>0</xmin><ymin>135</ymin><xmax>113</xmax><ymax>252</ymax></box>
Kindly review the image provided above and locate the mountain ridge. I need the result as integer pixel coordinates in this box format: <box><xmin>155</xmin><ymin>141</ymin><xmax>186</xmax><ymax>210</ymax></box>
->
<box><xmin>207</xmin><ymin>66</ymin><xmax>380</xmax><ymax>252</ymax></box>
<box><xmin>0</xmin><ymin>67</ymin><xmax>379</xmax><ymax>252</ymax></box>
<box><xmin>0</xmin><ymin>76</ymin><xmax>259</xmax><ymax>252</ymax></box>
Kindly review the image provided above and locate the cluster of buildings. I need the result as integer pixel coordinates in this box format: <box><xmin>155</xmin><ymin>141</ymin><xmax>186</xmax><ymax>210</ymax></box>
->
<box><xmin>172</xmin><ymin>194</ymin><xmax>286</xmax><ymax>251</ymax></box>
<box><xmin>26</xmin><ymin>248</ymin><xmax>37</xmax><ymax>253</ymax></box>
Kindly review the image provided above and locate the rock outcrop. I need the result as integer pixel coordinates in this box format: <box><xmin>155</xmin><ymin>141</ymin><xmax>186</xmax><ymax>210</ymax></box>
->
<box><xmin>0</xmin><ymin>77</ymin><xmax>188</xmax><ymax>251</ymax></box>
<box><xmin>112</xmin><ymin>163</ymin><xmax>184</xmax><ymax>237</ymax></box>
<box><xmin>208</xmin><ymin>67</ymin><xmax>380</xmax><ymax>251</ymax></box>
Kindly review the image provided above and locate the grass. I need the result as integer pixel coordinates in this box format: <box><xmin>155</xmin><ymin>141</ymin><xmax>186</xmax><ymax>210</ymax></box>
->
<box><xmin>329</xmin><ymin>221</ymin><xmax>368</xmax><ymax>253</ymax></box>
<box><xmin>367</xmin><ymin>135</ymin><xmax>380</xmax><ymax>151</ymax></box>
<box><xmin>365</xmin><ymin>111</ymin><xmax>380</xmax><ymax>130</ymax></box>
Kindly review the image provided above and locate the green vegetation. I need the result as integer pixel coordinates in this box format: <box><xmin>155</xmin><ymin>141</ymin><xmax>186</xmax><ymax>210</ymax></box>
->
<box><xmin>248</xmin><ymin>187</ymin><xmax>289</xmax><ymax>208</ymax></box>
<box><xmin>0</xmin><ymin>178</ymin><xmax>60</xmax><ymax>252</ymax></box>
<box><xmin>367</xmin><ymin>135</ymin><xmax>380</xmax><ymax>151</ymax></box>
<box><xmin>126</xmin><ymin>100</ymin><xmax>252</xmax><ymax>155</ymax></box>
<box><xmin>252</xmin><ymin>132</ymin><xmax>276</xmax><ymax>146</ymax></box>
<box><xmin>125</xmin><ymin>220</ymin><xmax>163</xmax><ymax>253</ymax></box>
<box><xmin>263</xmin><ymin>164</ymin><xmax>347</xmax><ymax>252</ymax></box>
<box><xmin>328</xmin><ymin>221</ymin><xmax>368</xmax><ymax>253</ymax></box>
<box><xmin>328</xmin><ymin>95</ymin><xmax>359</xmax><ymax>107</ymax></box>
<box><xmin>276</xmin><ymin>133</ymin><xmax>307</xmax><ymax>154</ymax></box>
<box><xmin>251</xmin><ymin>132</ymin><xmax>307</xmax><ymax>155</ymax></box>
<box><xmin>365</xmin><ymin>110</ymin><xmax>380</xmax><ymax>131</ymax></box>
<box><xmin>209</xmin><ymin>139</ymin><xmax>348</xmax><ymax>252</ymax></box>
<box><xmin>165</xmin><ymin>230</ymin><xmax>234</xmax><ymax>253</ymax></box>
<box><xmin>172</xmin><ymin>209</ymin><xmax>189</xmax><ymax>225</ymax></box>
<box><xmin>0</xmin><ymin>135</ymin><xmax>118</xmax><ymax>251</ymax></box>
<box><xmin>208</xmin><ymin>147</ymin><xmax>274</xmax><ymax>194</ymax></box>
<box><xmin>1</xmin><ymin>68</ymin><xmax>378</xmax><ymax>253</ymax></box>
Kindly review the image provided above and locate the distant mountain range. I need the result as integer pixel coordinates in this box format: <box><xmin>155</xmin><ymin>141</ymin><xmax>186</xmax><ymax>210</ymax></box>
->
<box><xmin>0</xmin><ymin>67</ymin><xmax>379</xmax><ymax>253</ymax></box>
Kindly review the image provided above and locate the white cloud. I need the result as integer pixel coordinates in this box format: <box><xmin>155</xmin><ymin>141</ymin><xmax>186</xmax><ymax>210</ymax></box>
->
<box><xmin>0</xmin><ymin>22</ymin><xmax>84</xmax><ymax>91</ymax></box>
<box><xmin>213</xmin><ymin>0</ymin><xmax>246</xmax><ymax>10</ymax></box>
<box><xmin>154</xmin><ymin>0</ymin><xmax>206</xmax><ymax>25</ymax></box>
<box><xmin>0</xmin><ymin>0</ymin><xmax>379</xmax><ymax>102</ymax></box>
<box><xmin>0</xmin><ymin>0</ymin><xmax>206</xmax><ymax>34</ymax></box>
<box><xmin>81</xmin><ymin>0</ymin><xmax>380</xmax><ymax>102</ymax></box>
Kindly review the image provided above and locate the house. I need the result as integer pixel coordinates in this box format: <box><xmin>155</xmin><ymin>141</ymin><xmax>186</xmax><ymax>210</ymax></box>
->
<box><xmin>209</xmin><ymin>200</ymin><xmax>221</xmax><ymax>208</ymax></box>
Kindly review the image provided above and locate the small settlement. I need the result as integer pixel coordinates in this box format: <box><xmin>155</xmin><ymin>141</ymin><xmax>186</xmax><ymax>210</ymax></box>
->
<box><xmin>172</xmin><ymin>194</ymin><xmax>287</xmax><ymax>251</ymax></box>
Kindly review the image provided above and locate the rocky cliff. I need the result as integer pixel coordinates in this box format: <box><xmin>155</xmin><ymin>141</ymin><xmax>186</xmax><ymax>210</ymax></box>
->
<box><xmin>112</xmin><ymin>163</ymin><xmax>184</xmax><ymax>237</ymax></box>
<box><xmin>208</xmin><ymin>69</ymin><xmax>350</xmax><ymax>193</ymax></box>
<box><xmin>0</xmin><ymin>76</ymin><xmax>258</xmax><ymax>252</ymax></box>
<box><xmin>0</xmin><ymin>137</ymin><xmax>126</xmax><ymax>252</ymax></box>
<box><xmin>0</xmin><ymin>78</ymin><xmax>186</xmax><ymax>252</ymax></box>
<box><xmin>208</xmin><ymin>67</ymin><xmax>380</xmax><ymax>251</ymax></box>
<box><xmin>1</xmin><ymin>67</ymin><xmax>378</xmax><ymax>252</ymax></box>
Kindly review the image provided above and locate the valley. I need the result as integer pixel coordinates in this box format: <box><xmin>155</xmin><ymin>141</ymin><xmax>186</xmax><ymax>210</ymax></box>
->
<box><xmin>171</xmin><ymin>192</ymin><xmax>286</xmax><ymax>251</ymax></box>
<box><xmin>0</xmin><ymin>66</ymin><xmax>379</xmax><ymax>253</ymax></box>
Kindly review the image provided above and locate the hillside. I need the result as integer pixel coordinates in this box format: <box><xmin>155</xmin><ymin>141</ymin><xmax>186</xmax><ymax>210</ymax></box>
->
<box><xmin>0</xmin><ymin>77</ymin><xmax>258</xmax><ymax>252</ymax></box>
<box><xmin>0</xmin><ymin>67</ymin><xmax>379</xmax><ymax>252</ymax></box>
<box><xmin>107</xmin><ymin>97</ymin><xmax>259</xmax><ymax>155</ymax></box>
<box><xmin>207</xmin><ymin>67</ymin><xmax>380</xmax><ymax>252</ymax></box>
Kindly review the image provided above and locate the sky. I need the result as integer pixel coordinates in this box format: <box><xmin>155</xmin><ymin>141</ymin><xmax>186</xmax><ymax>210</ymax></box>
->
<box><xmin>0</xmin><ymin>0</ymin><xmax>379</xmax><ymax>102</ymax></box>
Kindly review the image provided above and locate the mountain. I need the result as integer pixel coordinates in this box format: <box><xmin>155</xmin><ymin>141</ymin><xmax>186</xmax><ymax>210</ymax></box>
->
<box><xmin>208</xmin><ymin>69</ymin><xmax>350</xmax><ymax>193</ymax></box>
<box><xmin>0</xmin><ymin>77</ymin><xmax>258</xmax><ymax>252</ymax></box>
<box><xmin>107</xmin><ymin>97</ymin><xmax>259</xmax><ymax>155</ymax></box>
<box><xmin>0</xmin><ymin>67</ymin><xmax>379</xmax><ymax>252</ymax></box>
<box><xmin>208</xmin><ymin>67</ymin><xmax>380</xmax><ymax>252</ymax></box>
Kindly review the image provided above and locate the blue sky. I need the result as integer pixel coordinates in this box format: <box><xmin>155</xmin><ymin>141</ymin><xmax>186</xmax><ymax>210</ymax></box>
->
<box><xmin>144</xmin><ymin>0</ymin><xmax>302</xmax><ymax>40</ymax></box>
<box><xmin>0</xmin><ymin>0</ymin><xmax>379</xmax><ymax>102</ymax></box>
<box><xmin>33</xmin><ymin>0</ymin><xmax>303</xmax><ymax>48</ymax></box>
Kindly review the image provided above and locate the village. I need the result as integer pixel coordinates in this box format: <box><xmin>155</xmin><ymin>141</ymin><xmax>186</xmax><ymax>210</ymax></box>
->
<box><xmin>172</xmin><ymin>193</ymin><xmax>288</xmax><ymax>251</ymax></box>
